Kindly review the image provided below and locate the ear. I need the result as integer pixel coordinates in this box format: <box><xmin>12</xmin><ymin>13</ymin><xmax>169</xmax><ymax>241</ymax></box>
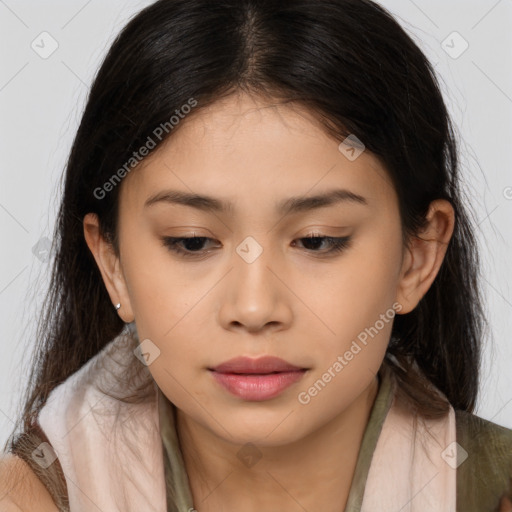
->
<box><xmin>395</xmin><ymin>199</ymin><xmax>455</xmax><ymax>314</ymax></box>
<box><xmin>83</xmin><ymin>213</ymin><xmax>135</xmax><ymax>323</ymax></box>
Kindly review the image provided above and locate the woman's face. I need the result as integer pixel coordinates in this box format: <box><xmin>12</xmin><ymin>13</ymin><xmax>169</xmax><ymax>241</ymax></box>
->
<box><xmin>93</xmin><ymin>92</ymin><xmax>412</xmax><ymax>446</ymax></box>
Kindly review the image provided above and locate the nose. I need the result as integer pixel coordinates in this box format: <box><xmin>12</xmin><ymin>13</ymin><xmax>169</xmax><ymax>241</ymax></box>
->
<box><xmin>216</xmin><ymin>238</ymin><xmax>293</xmax><ymax>335</ymax></box>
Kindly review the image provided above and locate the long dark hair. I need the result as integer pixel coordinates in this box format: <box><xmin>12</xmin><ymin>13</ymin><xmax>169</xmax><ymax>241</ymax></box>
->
<box><xmin>6</xmin><ymin>0</ymin><xmax>485</xmax><ymax>487</ymax></box>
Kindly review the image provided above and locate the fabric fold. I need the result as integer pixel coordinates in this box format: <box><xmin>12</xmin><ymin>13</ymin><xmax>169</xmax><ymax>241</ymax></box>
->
<box><xmin>360</xmin><ymin>380</ymin><xmax>456</xmax><ymax>511</ymax></box>
<box><xmin>38</xmin><ymin>323</ymin><xmax>167</xmax><ymax>512</ymax></box>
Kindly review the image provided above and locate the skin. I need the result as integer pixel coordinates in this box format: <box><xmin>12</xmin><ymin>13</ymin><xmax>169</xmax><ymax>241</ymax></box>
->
<box><xmin>83</xmin><ymin>91</ymin><xmax>455</xmax><ymax>511</ymax></box>
<box><xmin>0</xmin><ymin>456</ymin><xmax>59</xmax><ymax>511</ymax></box>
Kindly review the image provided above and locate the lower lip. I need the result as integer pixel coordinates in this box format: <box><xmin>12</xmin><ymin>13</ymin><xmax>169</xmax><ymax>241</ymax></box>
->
<box><xmin>210</xmin><ymin>370</ymin><xmax>306</xmax><ymax>401</ymax></box>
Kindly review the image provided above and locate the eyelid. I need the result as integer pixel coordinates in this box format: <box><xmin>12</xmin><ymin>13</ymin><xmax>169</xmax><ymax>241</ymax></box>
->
<box><xmin>161</xmin><ymin>235</ymin><xmax>219</xmax><ymax>257</ymax></box>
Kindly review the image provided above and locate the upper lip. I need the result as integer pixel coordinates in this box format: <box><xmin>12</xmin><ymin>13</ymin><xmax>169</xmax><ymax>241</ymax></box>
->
<box><xmin>209</xmin><ymin>356</ymin><xmax>305</xmax><ymax>374</ymax></box>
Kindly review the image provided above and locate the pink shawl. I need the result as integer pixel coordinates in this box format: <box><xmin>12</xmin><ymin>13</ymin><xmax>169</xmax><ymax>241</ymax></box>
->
<box><xmin>37</xmin><ymin>325</ymin><xmax>457</xmax><ymax>511</ymax></box>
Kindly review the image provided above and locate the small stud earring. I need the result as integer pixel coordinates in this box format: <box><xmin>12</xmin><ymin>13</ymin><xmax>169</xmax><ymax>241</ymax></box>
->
<box><xmin>115</xmin><ymin>303</ymin><xmax>121</xmax><ymax>310</ymax></box>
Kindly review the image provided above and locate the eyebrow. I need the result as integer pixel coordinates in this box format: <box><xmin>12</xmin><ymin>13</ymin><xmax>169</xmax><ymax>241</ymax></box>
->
<box><xmin>144</xmin><ymin>187</ymin><xmax>368</xmax><ymax>215</ymax></box>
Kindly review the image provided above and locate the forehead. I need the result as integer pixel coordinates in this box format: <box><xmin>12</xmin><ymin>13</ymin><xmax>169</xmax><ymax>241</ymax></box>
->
<box><xmin>118</xmin><ymin>92</ymin><xmax>395</xmax><ymax>214</ymax></box>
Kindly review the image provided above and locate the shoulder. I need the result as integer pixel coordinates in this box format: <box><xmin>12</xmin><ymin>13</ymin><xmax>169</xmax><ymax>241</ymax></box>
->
<box><xmin>455</xmin><ymin>409</ymin><xmax>512</xmax><ymax>461</ymax></box>
<box><xmin>455</xmin><ymin>409</ymin><xmax>512</xmax><ymax>511</ymax></box>
<box><xmin>0</xmin><ymin>455</ymin><xmax>59</xmax><ymax>512</ymax></box>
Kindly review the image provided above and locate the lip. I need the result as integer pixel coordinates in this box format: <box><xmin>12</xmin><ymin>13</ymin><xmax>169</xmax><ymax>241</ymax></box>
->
<box><xmin>210</xmin><ymin>356</ymin><xmax>304</xmax><ymax>374</ymax></box>
<box><xmin>208</xmin><ymin>356</ymin><xmax>307</xmax><ymax>401</ymax></box>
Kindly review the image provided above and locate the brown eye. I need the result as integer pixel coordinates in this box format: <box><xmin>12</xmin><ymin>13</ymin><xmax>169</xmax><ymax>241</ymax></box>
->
<box><xmin>161</xmin><ymin>236</ymin><xmax>219</xmax><ymax>257</ymax></box>
<box><xmin>292</xmin><ymin>235</ymin><xmax>352</xmax><ymax>255</ymax></box>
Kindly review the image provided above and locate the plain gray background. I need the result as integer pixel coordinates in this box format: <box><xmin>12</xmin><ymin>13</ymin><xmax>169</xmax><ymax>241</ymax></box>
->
<box><xmin>1</xmin><ymin>0</ymin><xmax>511</xmax><ymax>448</ymax></box>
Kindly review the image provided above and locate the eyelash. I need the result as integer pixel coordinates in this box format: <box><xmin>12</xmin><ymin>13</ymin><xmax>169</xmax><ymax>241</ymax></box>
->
<box><xmin>160</xmin><ymin>234</ymin><xmax>352</xmax><ymax>258</ymax></box>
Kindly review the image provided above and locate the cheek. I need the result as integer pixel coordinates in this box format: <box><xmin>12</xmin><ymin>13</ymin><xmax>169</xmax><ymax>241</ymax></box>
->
<box><xmin>119</xmin><ymin>233</ymin><xmax>210</xmax><ymax>359</ymax></box>
<box><xmin>295</xmin><ymin>239</ymin><xmax>400</xmax><ymax>416</ymax></box>
<box><xmin>299</xmin><ymin>223</ymin><xmax>403</xmax><ymax>350</ymax></box>
<box><xmin>121</xmin><ymin>232</ymin><xmax>204</xmax><ymax>332</ymax></box>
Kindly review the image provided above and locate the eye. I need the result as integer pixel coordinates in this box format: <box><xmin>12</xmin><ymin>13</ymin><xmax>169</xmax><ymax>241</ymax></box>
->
<box><xmin>160</xmin><ymin>234</ymin><xmax>352</xmax><ymax>258</ymax></box>
<box><xmin>161</xmin><ymin>235</ymin><xmax>219</xmax><ymax>257</ymax></box>
<box><xmin>291</xmin><ymin>234</ymin><xmax>352</xmax><ymax>255</ymax></box>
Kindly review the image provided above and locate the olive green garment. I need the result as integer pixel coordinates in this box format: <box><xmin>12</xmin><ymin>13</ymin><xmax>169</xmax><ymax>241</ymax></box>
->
<box><xmin>159</xmin><ymin>364</ymin><xmax>512</xmax><ymax>512</ymax></box>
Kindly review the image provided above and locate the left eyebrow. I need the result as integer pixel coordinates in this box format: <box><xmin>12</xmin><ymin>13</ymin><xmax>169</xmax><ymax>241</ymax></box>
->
<box><xmin>143</xmin><ymin>187</ymin><xmax>368</xmax><ymax>215</ymax></box>
<box><xmin>276</xmin><ymin>188</ymin><xmax>368</xmax><ymax>215</ymax></box>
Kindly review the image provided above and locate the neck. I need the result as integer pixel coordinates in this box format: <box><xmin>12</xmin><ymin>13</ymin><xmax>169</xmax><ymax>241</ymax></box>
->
<box><xmin>176</xmin><ymin>375</ymin><xmax>380</xmax><ymax>512</ymax></box>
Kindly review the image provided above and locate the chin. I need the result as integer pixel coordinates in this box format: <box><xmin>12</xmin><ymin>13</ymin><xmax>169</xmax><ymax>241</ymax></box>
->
<box><xmin>211</xmin><ymin>410</ymin><xmax>310</xmax><ymax>448</ymax></box>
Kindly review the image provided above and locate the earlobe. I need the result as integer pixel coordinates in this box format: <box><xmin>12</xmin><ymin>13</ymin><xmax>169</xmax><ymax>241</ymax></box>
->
<box><xmin>395</xmin><ymin>199</ymin><xmax>455</xmax><ymax>314</ymax></box>
<box><xmin>83</xmin><ymin>213</ymin><xmax>135</xmax><ymax>322</ymax></box>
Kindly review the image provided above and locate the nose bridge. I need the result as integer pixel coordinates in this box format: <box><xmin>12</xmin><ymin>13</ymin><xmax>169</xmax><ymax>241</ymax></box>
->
<box><xmin>216</xmin><ymin>233</ymin><xmax>292</xmax><ymax>332</ymax></box>
<box><xmin>235</xmin><ymin>234</ymin><xmax>266</xmax><ymax>267</ymax></box>
<box><xmin>232</xmin><ymin>234</ymin><xmax>274</xmax><ymax>296</ymax></box>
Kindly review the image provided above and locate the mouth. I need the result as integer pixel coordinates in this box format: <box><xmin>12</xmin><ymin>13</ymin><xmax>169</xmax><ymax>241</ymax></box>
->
<box><xmin>208</xmin><ymin>356</ymin><xmax>308</xmax><ymax>401</ymax></box>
